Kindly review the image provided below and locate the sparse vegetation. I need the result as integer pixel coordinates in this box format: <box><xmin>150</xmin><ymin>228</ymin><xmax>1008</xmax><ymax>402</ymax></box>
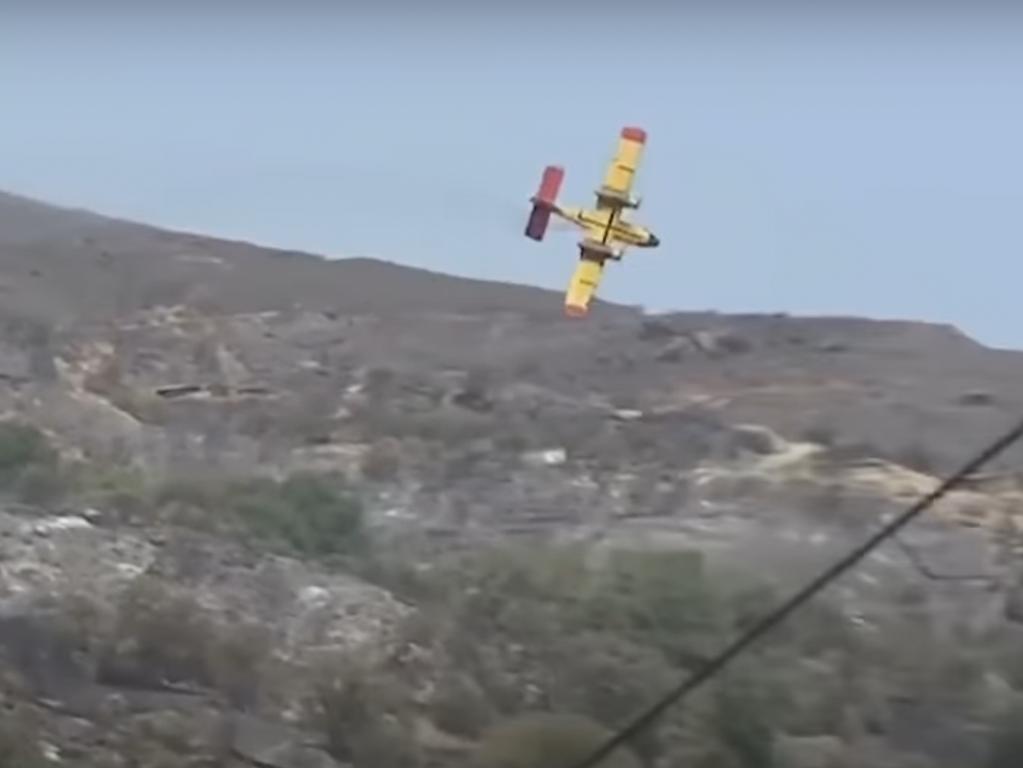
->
<box><xmin>2</xmin><ymin>438</ymin><xmax>1020</xmax><ymax>768</ymax></box>
<box><xmin>346</xmin><ymin>539</ymin><xmax>1023</xmax><ymax>768</ymax></box>
<box><xmin>0</xmin><ymin>414</ymin><xmax>1015</xmax><ymax>768</ymax></box>
<box><xmin>0</xmin><ymin>421</ymin><xmax>366</xmax><ymax>562</ymax></box>
<box><xmin>5</xmin><ymin>193</ymin><xmax>1023</xmax><ymax>767</ymax></box>
<box><xmin>358</xmin><ymin>543</ymin><xmax>785</xmax><ymax>764</ymax></box>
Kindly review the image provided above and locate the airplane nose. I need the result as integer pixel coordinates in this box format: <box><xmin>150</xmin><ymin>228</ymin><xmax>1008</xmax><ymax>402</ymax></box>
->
<box><xmin>648</xmin><ymin>234</ymin><xmax>660</xmax><ymax>247</ymax></box>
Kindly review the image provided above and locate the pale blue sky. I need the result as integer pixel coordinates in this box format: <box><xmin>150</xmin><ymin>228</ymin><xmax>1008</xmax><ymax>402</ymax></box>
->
<box><xmin>2</xmin><ymin>5</ymin><xmax>1022</xmax><ymax>347</ymax></box>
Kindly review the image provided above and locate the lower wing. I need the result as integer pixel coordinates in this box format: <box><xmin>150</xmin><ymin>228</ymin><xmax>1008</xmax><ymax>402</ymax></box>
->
<box><xmin>564</xmin><ymin>257</ymin><xmax>605</xmax><ymax>318</ymax></box>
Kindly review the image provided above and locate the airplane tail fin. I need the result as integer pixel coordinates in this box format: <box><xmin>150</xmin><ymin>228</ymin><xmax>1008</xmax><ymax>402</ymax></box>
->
<box><xmin>524</xmin><ymin>165</ymin><xmax>564</xmax><ymax>241</ymax></box>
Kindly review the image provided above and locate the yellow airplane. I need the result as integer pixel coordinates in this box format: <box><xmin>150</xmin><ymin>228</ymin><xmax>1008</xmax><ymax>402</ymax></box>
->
<box><xmin>524</xmin><ymin>126</ymin><xmax>660</xmax><ymax>318</ymax></box>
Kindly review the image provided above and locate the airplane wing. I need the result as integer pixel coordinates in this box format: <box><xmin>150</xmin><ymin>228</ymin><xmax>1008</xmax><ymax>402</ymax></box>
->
<box><xmin>598</xmin><ymin>126</ymin><xmax>647</xmax><ymax>205</ymax></box>
<box><xmin>563</xmin><ymin>255</ymin><xmax>605</xmax><ymax>317</ymax></box>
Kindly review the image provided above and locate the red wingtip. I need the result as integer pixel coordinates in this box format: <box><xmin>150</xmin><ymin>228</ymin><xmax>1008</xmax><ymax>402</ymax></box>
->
<box><xmin>621</xmin><ymin>126</ymin><xmax>647</xmax><ymax>144</ymax></box>
<box><xmin>564</xmin><ymin>304</ymin><xmax>589</xmax><ymax>318</ymax></box>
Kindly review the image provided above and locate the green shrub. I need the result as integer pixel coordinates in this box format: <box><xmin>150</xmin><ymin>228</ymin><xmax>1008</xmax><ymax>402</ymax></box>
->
<box><xmin>542</xmin><ymin>630</ymin><xmax>675</xmax><ymax>756</ymax></box>
<box><xmin>0</xmin><ymin>421</ymin><xmax>56</xmax><ymax>472</ymax></box>
<box><xmin>713</xmin><ymin>669</ymin><xmax>779</xmax><ymax>768</ymax></box>
<box><xmin>230</xmin><ymin>472</ymin><xmax>364</xmax><ymax>557</ymax></box>
<box><xmin>473</xmin><ymin>712</ymin><xmax>641</xmax><ymax>768</ymax></box>
<box><xmin>574</xmin><ymin>548</ymin><xmax>722</xmax><ymax>667</ymax></box>
<box><xmin>152</xmin><ymin>473</ymin><xmax>225</xmax><ymax>510</ymax></box>
<box><xmin>389</xmin><ymin>543</ymin><xmax>737</xmax><ymax>752</ymax></box>
<box><xmin>150</xmin><ymin>470</ymin><xmax>365</xmax><ymax>558</ymax></box>
<box><xmin>14</xmin><ymin>462</ymin><xmax>66</xmax><ymax>505</ymax></box>
<box><xmin>0</xmin><ymin>420</ymin><xmax>65</xmax><ymax>504</ymax></box>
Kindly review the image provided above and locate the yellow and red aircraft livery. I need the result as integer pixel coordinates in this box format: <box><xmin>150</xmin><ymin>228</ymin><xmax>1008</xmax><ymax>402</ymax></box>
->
<box><xmin>524</xmin><ymin>126</ymin><xmax>659</xmax><ymax>318</ymax></box>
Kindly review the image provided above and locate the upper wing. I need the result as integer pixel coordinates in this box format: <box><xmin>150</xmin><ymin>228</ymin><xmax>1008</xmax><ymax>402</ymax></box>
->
<box><xmin>599</xmin><ymin>126</ymin><xmax>647</xmax><ymax>203</ymax></box>
<box><xmin>564</xmin><ymin>256</ymin><xmax>605</xmax><ymax>318</ymax></box>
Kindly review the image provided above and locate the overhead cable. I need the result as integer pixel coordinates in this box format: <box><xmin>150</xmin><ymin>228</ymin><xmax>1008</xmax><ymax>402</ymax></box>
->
<box><xmin>565</xmin><ymin>415</ymin><xmax>1023</xmax><ymax>768</ymax></box>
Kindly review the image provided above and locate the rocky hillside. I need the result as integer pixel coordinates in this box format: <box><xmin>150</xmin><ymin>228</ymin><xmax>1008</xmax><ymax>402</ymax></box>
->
<box><xmin>1</xmin><ymin>190</ymin><xmax>1022</xmax><ymax>767</ymax></box>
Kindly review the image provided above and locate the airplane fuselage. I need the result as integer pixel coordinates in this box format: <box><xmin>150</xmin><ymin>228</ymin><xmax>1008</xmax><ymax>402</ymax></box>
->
<box><xmin>552</xmin><ymin>204</ymin><xmax>659</xmax><ymax>256</ymax></box>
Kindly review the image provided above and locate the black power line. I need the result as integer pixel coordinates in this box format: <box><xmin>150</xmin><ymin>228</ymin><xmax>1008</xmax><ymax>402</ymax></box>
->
<box><xmin>566</xmin><ymin>415</ymin><xmax>1023</xmax><ymax>768</ymax></box>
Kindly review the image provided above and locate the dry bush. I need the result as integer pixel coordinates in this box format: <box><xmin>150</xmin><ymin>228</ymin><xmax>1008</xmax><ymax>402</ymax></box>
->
<box><xmin>0</xmin><ymin>704</ymin><xmax>49</xmax><ymax>768</ymax></box>
<box><xmin>103</xmin><ymin>707</ymin><xmax>232</xmax><ymax>768</ymax></box>
<box><xmin>429</xmin><ymin>671</ymin><xmax>497</xmax><ymax>739</ymax></box>
<box><xmin>93</xmin><ymin>575</ymin><xmax>273</xmax><ymax>705</ymax></box>
<box><xmin>897</xmin><ymin>441</ymin><xmax>937</xmax><ymax>474</ymax></box>
<box><xmin>205</xmin><ymin>620</ymin><xmax>275</xmax><ymax>710</ymax></box>
<box><xmin>310</xmin><ymin>655</ymin><xmax>421</xmax><ymax>766</ymax></box>
<box><xmin>96</xmin><ymin>575</ymin><xmax>217</xmax><ymax>689</ymax></box>
<box><xmin>81</xmin><ymin>354</ymin><xmax>124</xmax><ymax>398</ymax></box>
<box><xmin>360</xmin><ymin>437</ymin><xmax>403</xmax><ymax>481</ymax></box>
